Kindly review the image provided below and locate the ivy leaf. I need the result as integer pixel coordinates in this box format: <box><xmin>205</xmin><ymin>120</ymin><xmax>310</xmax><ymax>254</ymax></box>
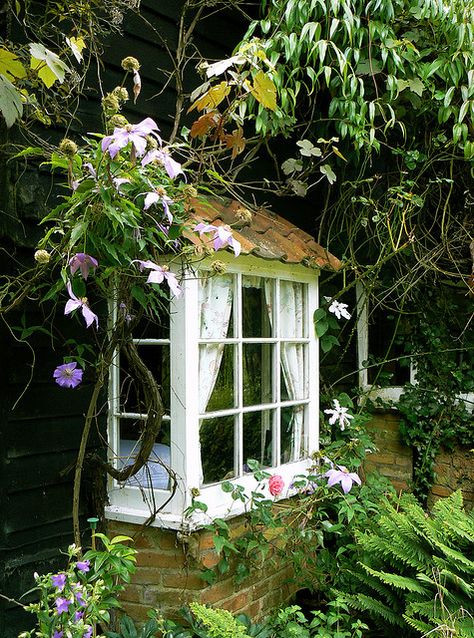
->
<box><xmin>0</xmin><ymin>74</ymin><xmax>23</xmax><ymax>127</ymax></box>
<box><xmin>0</xmin><ymin>47</ymin><xmax>26</xmax><ymax>81</ymax></box>
<box><xmin>281</xmin><ymin>157</ymin><xmax>303</xmax><ymax>175</ymax></box>
<box><xmin>320</xmin><ymin>164</ymin><xmax>337</xmax><ymax>184</ymax></box>
<box><xmin>29</xmin><ymin>43</ymin><xmax>69</xmax><ymax>87</ymax></box>
<box><xmin>188</xmin><ymin>81</ymin><xmax>230</xmax><ymax>112</ymax></box>
<box><xmin>288</xmin><ymin>179</ymin><xmax>307</xmax><ymax>197</ymax></box>
<box><xmin>251</xmin><ymin>70</ymin><xmax>277</xmax><ymax>111</ymax></box>
<box><xmin>297</xmin><ymin>139</ymin><xmax>322</xmax><ymax>157</ymax></box>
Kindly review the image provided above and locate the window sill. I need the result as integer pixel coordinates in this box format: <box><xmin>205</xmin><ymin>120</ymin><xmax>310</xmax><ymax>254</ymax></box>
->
<box><xmin>105</xmin><ymin>458</ymin><xmax>314</xmax><ymax>531</ymax></box>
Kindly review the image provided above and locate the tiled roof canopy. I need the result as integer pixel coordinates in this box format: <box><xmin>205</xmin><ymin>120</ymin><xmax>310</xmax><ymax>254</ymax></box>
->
<box><xmin>184</xmin><ymin>197</ymin><xmax>341</xmax><ymax>270</ymax></box>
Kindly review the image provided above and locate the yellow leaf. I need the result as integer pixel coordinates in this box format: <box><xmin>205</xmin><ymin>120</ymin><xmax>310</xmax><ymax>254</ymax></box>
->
<box><xmin>30</xmin><ymin>57</ymin><xmax>57</xmax><ymax>88</ymax></box>
<box><xmin>251</xmin><ymin>70</ymin><xmax>277</xmax><ymax>111</ymax></box>
<box><xmin>67</xmin><ymin>36</ymin><xmax>86</xmax><ymax>63</ymax></box>
<box><xmin>188</xmin><ymin>81</ymin><xmax>230</xmax><ymax>113</ymax></box>
<box><xmin>332</xmin><ymin>146</ymin><xmax>347</xmax><ymax>161</ymax></box>
<box><xmin>0</xmin><ymin>47</ymin><xmax>26</xmax><ymax>81</ymax></box>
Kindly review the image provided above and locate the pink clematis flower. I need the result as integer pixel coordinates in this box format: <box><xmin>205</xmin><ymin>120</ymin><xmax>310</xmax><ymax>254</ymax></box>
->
<box><xmin>194</xmin><ymin>223</ymin><xmax>241</xmax><ymax>256</ymax></box>
<box><xmin>141</xmin><ymin>148</ymin><xmax>184</xmax><ymax>180</ymax></box>
<box><xmin>268</xmin><ymin>474</ymin><xmax>285</xmax><ymax>496</ymax></box>
<box><xmin>101</xmin><ymin>118</ymin><xmax>162</xmax><ymax>159</ymax></box>
<box><xmin>132</xmin><ymin>260</ymin><xmax>182</xmax><ymax>298</ymax></box>
<box><xmin>65</xmin><ymin>281</ymin><xmax>98</xmax><ymax>328</ymax></box>
<box><xmin>325</xmin><ymin>465</ymin><xmax>361</xmax><ymax>494</ymax></box>
<box><xmin>69</xmin><ymin>253</ymin><xmax>98</xmax><ymax>280</ymax></box>
<box><xmin>143</xmin><ymin>187</ymin><xmax>174</xmax><ymax>224</ymax></box>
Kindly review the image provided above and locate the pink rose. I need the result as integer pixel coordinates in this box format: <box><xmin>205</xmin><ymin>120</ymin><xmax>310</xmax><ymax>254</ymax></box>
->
<box><xmin>268</xmin><ymin>474</ymin><xmax>285</xmax><ymax>496</ymax></box>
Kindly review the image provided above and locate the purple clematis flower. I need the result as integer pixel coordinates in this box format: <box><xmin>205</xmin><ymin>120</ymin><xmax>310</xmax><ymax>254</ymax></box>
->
<box><xmin>65</xmin><ymin>281</ymin><xmax>98</xmax><ymax>329</ymax></box>
<box><xmin>325</xmin><ymin>465</ymin><xmax>361</xmax><ymax>494</ymax></box>
<box><xmin>53</xmin><ymin>631</ymin><xmax>64</xmax><ymax>638</ymax></box>
<box><xmin>52</xmin><ymin>573</ymin><xmax>67</xmax><ymax>591</ymax></box>
<box><xmin>69</xmin><ymin>253</ymin><xmax>98</xmax><ymax>280</ymax></box>
<box><xmin>55</xmin><ymin>597</ymin><xmax>72</xmax><ymax>615</ymax></box>
<box><xmin>141</xmin><ymin>148</ymin><xmax>184</xmax><ymax>179</ymax></box>
<box><xmin>53</xmin><ymin>362</ymin><xmax>83</xmax><ymax>389</ymax></box>
<box><xmin>75</xmin><ymin>611</ymin><xmax>84</xmax><ymax>621</ymax></box>
<box><xmin>132</xmin><ymin>259</ymin><xmax>182</xmax><ymax>298</ymax></box>
<box><xmin>76</xmin><ymin>560</ymin><xmax>90</xmax><ymax>573</ymax></box>
<box><xmin>83</xmin><ymin>626</ymin><xmax>93</xmax><ymax>638</ymax></box>
<box><xmin>101</xmin><ymin>118</ymin><xmax>162</xmax><ymax>159</ymax></box>
<box><xmin>143</xmin><ymin>188</ymin><xmax>173</xmax><ymax>224</ymax></box>
<box><xmin>194</xmin><ymin>223</ymin><xmax>241</xmax><ymax>256</ymax></box>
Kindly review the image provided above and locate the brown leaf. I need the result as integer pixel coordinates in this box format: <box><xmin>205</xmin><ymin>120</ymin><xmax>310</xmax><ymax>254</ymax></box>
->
<box><xmin>188</xmin><ymin>81</ymin><xmax>230</xmax><ymax>113</ymax></box>
<box><xmin>190</xmin><ymin>111</ymin><xmax>221</xmax><ymax>139</ymax></box>
<box><xmin>224</xmin><ymin>128</ymin><xmax>246</xmax><ymax>159</ymax></box>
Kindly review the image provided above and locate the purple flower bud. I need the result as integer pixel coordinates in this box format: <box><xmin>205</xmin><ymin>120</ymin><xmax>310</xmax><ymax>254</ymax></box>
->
<box><xmin>76</xmin><ymin>560</ymin><xmax>90</xmax><ymax>573</ymax></box>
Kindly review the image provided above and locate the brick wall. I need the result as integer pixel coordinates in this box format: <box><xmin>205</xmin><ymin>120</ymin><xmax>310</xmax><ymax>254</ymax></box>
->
<box><xmin>107</xmin><ymin>516</ymin><xmax>297</xmax><ymax>623</ymax></box>
<box><xmin>428</xmin><ymin>446</ymin><xmax>474</xmax><ymax>510</ymax></box>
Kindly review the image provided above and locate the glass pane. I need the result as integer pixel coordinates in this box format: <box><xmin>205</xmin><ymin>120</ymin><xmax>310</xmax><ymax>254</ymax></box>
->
<box><xmin>243</xmin><ymin>410</ymin><xmax>273</xmax><ymax>471</ymax></box>
<box><xmin>243</xmin><ymin>343</ymin><xmax>273</xmax><ymax>406</ymax></box>
<box><xmin>280</xmin><ymin>343</ymin><xmax>308</xmax><ymax>400</ymax></box>
<box><xmin>281</xmin><ymin>405</ymin><xmax>306</xmax><ymax>464</ymax></box>
<box><xmin>118</xmin><ymin>418</ymin><xmax>171</xmax><ymax>490</ymax></box>
<box><xmin>242</xmin><ymin>276</ymin><xmax>273</xmax><ymax>337</ymax></box>
<box><xmin>199</xmin><ymin>274</ymin><xmax>234</xmax><ymax>339</ymax></box>
<box><xmin>368</xmin><ymin>306</ymin><xmax>411</xmax><ymax>386</ymax></box>
<box><xmin>131</xmin><ymin>301</ymin><xmax>170</xmax><ymax>340</ymax></box>
<box><xmin>200</xmin><ymin>415</ymin><xmax>235</xmax><ymax>484</ymax></box>
<box><xmin>119</xmin><ymin>345</ymin><xmax>170</xmax><ymax>412</ymax></box>
<box><xmin>280</xmin><ymin>281</ymin><xmax>306</xmax><ymax>338</ymax></box>
<box><xmin>201</xmin><ymin>344</ymin><xmax>235</xmax><ymax>412</ymax></box>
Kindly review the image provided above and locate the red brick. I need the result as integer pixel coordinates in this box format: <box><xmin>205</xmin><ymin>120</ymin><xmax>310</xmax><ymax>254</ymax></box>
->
<box><xmin>163</xmin><ymin>571</ymin><xmax>207</xmax><ymax>590</ymax></box>
<box><xmin>144</xmin><ymin>587</ymin><xmax>195</xmax><ymax>607</ymax></box>
<box><xmin>200</xmin><ymin>551</ymin><xmax>220</xmax><ymax>568</ymax></box>
<box><xmin>222</xmin><ymin>591</ymin><xmax>250</xmax><ymax>613</ymax></box>
<box><xmin>200</xmin><ymin>579</ymin><xmax>235</xmax><ymax>604</ymax></box>
<box><xmin>136</xmin><ymin>550</ymin><xmax>185</xmax><ymax>569</ymax></box>
<box><xmin>121</xmin><ymin>602</ymin><xmax>150</xmax><ymax>622</ymax></box>
<box><xmin>120</xmin><ymin>584</ymin><xmax>145</xmax><ymax>604</ymax></box>
<box><xmin>130</xmin><ymin>567</ymin><xmax>161</xmax><ymax>585</ymax></box>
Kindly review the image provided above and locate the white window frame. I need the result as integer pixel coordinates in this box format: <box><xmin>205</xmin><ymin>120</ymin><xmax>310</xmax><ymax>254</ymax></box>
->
<box><xmin>106</xmin><ymin>254</ymin><xmax>320</xmax><ymax>530</ymax></box>
<box><xmin>357</xmin><ymin>283</ymin><xmax>474</xmax><ymax>409</ymax></box>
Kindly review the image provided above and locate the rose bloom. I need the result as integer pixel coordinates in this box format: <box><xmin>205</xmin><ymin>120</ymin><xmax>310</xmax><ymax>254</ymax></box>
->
<box><xmin>268</xmin><ymin>474</ymin><xmax>285</xmax><ymax>496</ymax></box>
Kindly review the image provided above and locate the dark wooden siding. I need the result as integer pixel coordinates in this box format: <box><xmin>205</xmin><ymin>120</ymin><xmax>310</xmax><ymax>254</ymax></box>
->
<box><xmin>0</xmin><ymin>2</ymin><xmax>248</xmax><ymax>635</ymax></box>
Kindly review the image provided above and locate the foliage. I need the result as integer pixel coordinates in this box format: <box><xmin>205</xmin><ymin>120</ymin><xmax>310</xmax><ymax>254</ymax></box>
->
<box><xmin>188</xmin><ymin>398</ymin><xmax>394</xmax><ymax>596</ymax></box>
<box><xmin>18</xmin><ymin>534</ymin><xmax>137</xmax><ymax>638</ymax></box>
<box><xmin>269</xmin><ymin>603</ymin><xmax>368</xmax><ymax>638</ymax></box>
<box><xmin>155</xmin><ymin>605</ymin><xmax>268</xmax><ymax>638</ymax></box>
<box><xmin>105</xmin><ymin>614</ymin><xmax>159</xmax><ymax>638</ymax></box>
<box><xmin>337</xmin><ymin>490</ymin><xmax>474</xmax><ymax>637</ymax></box>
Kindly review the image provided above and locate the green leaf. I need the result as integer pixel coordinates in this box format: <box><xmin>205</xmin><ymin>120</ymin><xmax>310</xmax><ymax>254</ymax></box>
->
<box><xmin>0</xmin><ymin>47</ymin><xmax>26</xmax><ymax>81</ymax></box>
<box><xmin>315</xmin><ymin>319</ymin><xmax>329</xmax><ymax>337</ymax></box>
<box><xmin>320</xmin><ymin>164</ymin><xmax>337</xmax><ymax>184</ymax></box>
<box><xmin>0</xmin><ymin>74</ymin><xmax>23</xmax><ymax>127</ymax></box>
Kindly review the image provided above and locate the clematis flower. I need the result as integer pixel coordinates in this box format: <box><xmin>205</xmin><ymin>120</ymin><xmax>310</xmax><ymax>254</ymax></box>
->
<box><xmin>55</xmin><ymin>597</ymin><xmax>72</xmax><ymax>615</ymax></box>
<box><xmin>53</xmin><ymin>631</ymin><xmax>64</xmax><ymax>638</ymax></box>
<box><xmin>75</xmin><ymin>611</ymin><xmax>84</xmax><ymax>621</ymax></box>
<box><xmin>324</xmin><ymin>399</ymin><xmax>354</xmax><ymax>431</ymax></box>
<box><xmin>69</xmin><ymin>253</ymin><xmax>98</xmax><ymax>280</ymax></box>
<box><xmin>325</xmin><ymin>465</ymin><xmax>361</xmax><ymax>494</ymax></box>
<box><xmin>328</xmin><ymin>299</ymin><xmax>351</xmax><ymax>320</ymax></box>
<box><xmin>76</xmin><ymin>560</ymin><xmax>90</xmax><ymax>573</ymax></box>
<box><xmin>268</xmin><ymin>475</ymin><xmax>285</xmax><ymax>496</ymax></box>
<box><xmin>194</xmin><ymin>223</ymin><xmax>241</xmax><ymax>256</ymax></box>
<box><xmin>132</xmin><ymin>260</ymin><xmax>182</xmax><ymax>297</ymax></box>
<box><xmin>141</xmin><ymin>147</ymin><xmax>184</xmax><ymax>179</ymax></box>
<box><xmin>143</xmin><ymin>187</ymin><xmax>173</xmax><ymax>224</ymax></box>
<box><xmin>53</xmin><ymin>362</ymin><xmax>83</xmax><ymax>389</ymax></box>
<box><xmin>83</xmin><ymin>626</ymin><xmax>93</xmax><ymax>638</ymax></box>
<box><xmin>52</xmin><ymin>573</ymin><xmax>67</xmax><ymax>591</ymax></box>
<box><xmin>101</xmin><ymin>117</ymin><xmax>162</xmax><ymax>159</ymax></box>
<box><xmin>65</xmin><ymin>281</ymin><xmax>98</xmax><ymax>328</ymax></box>
<box><xmin>113</xmin><ymin>177</ymin><xmax>131</xmax><ymax>192</ymax></box>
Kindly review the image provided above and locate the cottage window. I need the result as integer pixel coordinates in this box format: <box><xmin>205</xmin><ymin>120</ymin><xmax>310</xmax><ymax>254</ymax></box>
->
<box><xmin>106</xmin><ymin>255</ymin><xmax>320</xmax><ymax>528</ymax></box>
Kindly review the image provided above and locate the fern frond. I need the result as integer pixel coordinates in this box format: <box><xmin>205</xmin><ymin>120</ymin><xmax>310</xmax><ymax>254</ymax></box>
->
<box><xmin>341</xmin><ymin>592</ymin><xmax>407</xmax><ymax>628</ymax></box>
<box><xmin>361</xmin><ymin>563</ymin><xmax>428</xmax><ymax>595</ymax></box>
<box><xmin>402</xmin><ymin>614</ymin><xmax>432</xmax><ymax>635</ymax></box>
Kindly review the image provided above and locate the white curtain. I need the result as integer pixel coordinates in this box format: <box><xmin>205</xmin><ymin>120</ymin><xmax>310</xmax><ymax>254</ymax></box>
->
<box><xmin>198</xmin><ymin>275</ymin><xmax>233</xmax><ymax>480</ymax></box>
<box><xmin>279</xmin><ymin>281</ymin><xmax>305</xmax><ymax>461</ymax></box>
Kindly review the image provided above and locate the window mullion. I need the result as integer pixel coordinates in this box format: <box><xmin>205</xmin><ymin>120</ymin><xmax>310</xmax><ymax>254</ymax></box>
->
<box><xmin>236</xmin><ymin>273</ymin><xmax>243</xmax><ymax>476</ymax></box>
<box><xmin>274</xmin><ymin>278</ymin><xmax>281</xmax><ymax>466</ymax></box>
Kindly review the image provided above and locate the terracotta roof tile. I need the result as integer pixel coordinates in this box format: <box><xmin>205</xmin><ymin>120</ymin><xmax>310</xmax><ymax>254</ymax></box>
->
<box><xmin>187</xmin><ymin>197</ymin><xmax>341</xmax><ymax>270</ymax></box>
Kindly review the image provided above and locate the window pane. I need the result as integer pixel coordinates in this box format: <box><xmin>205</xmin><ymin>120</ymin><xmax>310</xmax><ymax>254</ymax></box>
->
<box><xmin>243</xmin><ymin>410</ymin><xmax>273</xmax><ymax>471</ymax></box>
<box><xmin>200</xmin><ymin>415</ymin><xmax>235</xmax><ymax>484</ymax></box>
<box><xmin>281</xmin><ymin>405</ymin><xmax>306</xmax><ymax>464</ymax></box>
<box><xmin>201</xmin><ymin>344</ymin><xmax>235</xmax><ymax>412</ymax></box>
<box><xmin>120</xmin><ymin>345</ymin><xmax>170</xmax><ymax>412</ymax></box>
<box><xmin>199</xmin><ymin>274</ymin><xmax>234</xmax><ymax>339</ymax></box>
<box><xmin>118</xmin><ymin>417</ymin><xmax>171</xmax><ymax>490</ymax></box>
<box><xmin>131</xmin><ymin>301</ymin><xmax>170</xmax><ymax>340</ymax></box>
<box><xmin>242</xmin><ymin>276</ymin><xmax>273</xmax><ymax>337</ymax></box>
<box><xmin>280</xmin><ymin>343</ymin><xmax>308</xmax><ymax>400</ymax></box>
<box><xmin>367</xmin><ymin>306</ymin><xmax>411</xmax><ymax>386</ymax></box>
<box><xmin>280</xmin><ymin>280</ymin><xmax>306</xmax><ymax>338</ymax></box>
<box><xmin>243</xmin><ymin>343</ymin><xmax>273</xmax><ymax>406</ymax></box>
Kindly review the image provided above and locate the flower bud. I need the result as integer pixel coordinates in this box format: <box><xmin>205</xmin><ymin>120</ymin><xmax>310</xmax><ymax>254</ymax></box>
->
<box><xmin>34</xmin><ymin>249</ymin><xmax>51</xmax><ymax>264</ymax></box>
<box><xmin>112</xmin><ymin>86</ymin><xmax>129</xmax><ymax>102</ymax></box>
<box><xmin>58</xmin><ymin>138</ymin><xmax>78</xmax><ymax>157</ymax></box>
<box><xmin>108</xmin><ymin>114</ymin><xmax>128</xmax><ymax>131</ymax></box>
<box><xmin>210</xmin><ymin>260</ymin><xmax>227</xmax><ymax>275</ymax></box>
<box><xmin>191</xmin><ymin>487</ymin><xmax>200</xmax><ymax>498</ymax></box>
<box><xmin>146</xmin><ymin>135</ymin><xmax>158</xmax><ymax>150</ymax></box>
<box><xmin>101</xmin><ymin>93</ymin><xmax>120</xmax><ymax>115</ymax></box>
<box><xmin>235</xmin><ymin>206</ymin><xmax>253</xmax><ymax>226</ymax></box>
<box><xmin>121</xmin><ymin>56</ymin><xmax>140</xmax><ymax>72</ymax></box>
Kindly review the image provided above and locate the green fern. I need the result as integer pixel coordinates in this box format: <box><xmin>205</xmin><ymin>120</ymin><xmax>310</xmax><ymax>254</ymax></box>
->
<box><xmin>188</xmin><ymin>603</ymin><xmax>250</xmax><ymax>638</ymax></box>
<box><xmin>337</xmin><ymin>491</ymin><xmax>474</xmax><ymax>637</ymax></box>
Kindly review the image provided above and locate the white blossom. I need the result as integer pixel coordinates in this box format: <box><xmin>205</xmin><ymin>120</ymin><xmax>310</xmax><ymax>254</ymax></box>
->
<box><xmin>324</xmin><ymin>399</ymin><xmax>354</xmax><ymax>431</ymax></box>
<box><xmin>328</xmin><ymin>299</ymin><xmax>351</xmax><ymax>320</ymax></box>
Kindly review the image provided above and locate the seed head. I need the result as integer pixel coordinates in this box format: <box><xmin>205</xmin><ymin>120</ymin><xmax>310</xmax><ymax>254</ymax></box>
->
<box><xmin>210</xmin><ymin>260</ymin><xmax>227</xmax><ymax>275</ymax></box>
<box><xmin>121</xmin><ymin>56</ymin><xmax>140</xmax><ymax>72</ymax></box>
<box><xmin>101</xmin><ymin>93</ymin><xmax>120</xmax><ymax>115</ymax></box>
<box><xmin>112</xmin><ymin>86</ymin><xmax>129</xmax><ymax>102</ymax></box>
<box><xmin>58</xmin><ymin>138</ymin><xmax>78</xmax><ymax>157</ymax></box>
<box><xmin>34</xmin><ymin>249</ymin><xmax>51</xmax><ymax>264</ymax></box>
